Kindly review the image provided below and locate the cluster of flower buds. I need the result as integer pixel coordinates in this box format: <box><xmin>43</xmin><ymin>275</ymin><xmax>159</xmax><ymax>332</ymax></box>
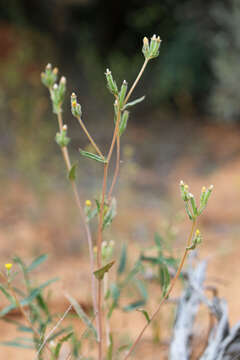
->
<box><xmin>94</xmin><ymin>241</ymin><xmax>114</xmax><ymax>262</ymax></box>
<box><xmin>71</xmin><ymin>92</ymin><xmax>82</xmax><ymax>118</ymax></box>
<box><xmin>142</xmin><ymin>35</ymin><xmax>161</xmax><ymax>60</ymax></box>
<box><xmin>41</xmin><ymin>64</ymin><xmax>67</xmax><ymax>114</ymax></box>
<box><xmin>187</xmin><ymin>229</ymin><xmax>202</xmax><ymax>250</ymax></box>
<box><xmin>105</xmin><ymin>69</ymin><xmax>118</xmax><ymax>96</ymax></box>
<box><xmin>55</xmin><ymin>124</ymin><xmax>70</xmax><ymax>147</ymax></box>
<box><xmin>41</xmin><ymin>63</ymin><xmax>58</xmax><ymax>88</ymax></box>
<box><xmin>50</xmin><ymin>77</ymin><xmax>66</xmax><ymax>114</ymax></box>
<box><xmin>180</xmin><ymin>180</ymin><xmax>213</xmax><ymax>220</ymax></box>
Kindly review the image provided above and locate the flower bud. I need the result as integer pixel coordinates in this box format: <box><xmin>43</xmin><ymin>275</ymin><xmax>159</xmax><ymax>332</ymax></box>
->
<box><xmin>119</xmin><ymin>80</ymin><xmax>128</xmax><ymax>109</ymax></box>
<box><xmin>105</xmin><ymin>68</ymin><xmax>118</xmax><ymax>95</ymax></box>
<box><xmin>71</xmin><ymin>93</ymin><xmax>82</xmax><ymax>118</ymax></box>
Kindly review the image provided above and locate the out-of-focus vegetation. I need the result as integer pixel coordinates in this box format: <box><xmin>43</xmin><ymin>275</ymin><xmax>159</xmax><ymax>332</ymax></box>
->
<box><xmin>0</xmin><ymin>0</ymin><xmax>240</xmax><ymax>182</ymax></box>
<box><xmin>0</xmin><ymin>0</ymin><xmax>240</xmax><ymax>120</ymax></box>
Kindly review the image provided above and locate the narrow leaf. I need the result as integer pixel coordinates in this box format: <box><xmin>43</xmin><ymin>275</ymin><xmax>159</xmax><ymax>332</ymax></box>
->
<box><xmin>123</xmin><ymin>96</ymin><xmax>145</xmax><ymax>110</ymax></box>
<box><xmin>0</xmin><ymin>277</ymin><xmax>58</xmax><ymax>317</ymax></box>
<box><xmin>68</xmin><ymin>163</ymin><xmax>77</xmax><ymax>181</ymax></box>
<box><xmin>66</xmin><ymin>294</ymin><xmax>97</xmax><ymax>340</ymax></box>
<box><xmin>28</xmin><ymin>254</ymin><xmax>48</xmax><ymax>272</ymax></box>
<box><xmin>137</xmin><ymin>309</ymin><xmax>150</xmax><ymax>324</ymax></box>
<box><xmin>54</xmin><ymin>331</ymin><xmax>74</xmax><ymax>358</ymax></box>
<box><xmin>107</xmin><ymin>334</ymin><xmax>113</xmax><ymax>360</ymax></box>
<box><xmin>94</xmin><ymin>261</ymin><xmax>115</xmax><ymax>280</ymax></box>
<box><xmin>117</xmin><ymin>243</ymin><xmax>127</xmax><ymax>274</ymax></box>
<box><xmin>0</xmin><ymin>340</ymin><xmax>34</xmax><ymax>349</ymax></box>
<box><xmin>79</xmin><ymin>150</ymin><xmax>107</xmax><ymax>163</ymax></box>
<box><xmin>123</xmin><ymin>299</ymin><xmax>146</xmax><ymax>312</ymax></box>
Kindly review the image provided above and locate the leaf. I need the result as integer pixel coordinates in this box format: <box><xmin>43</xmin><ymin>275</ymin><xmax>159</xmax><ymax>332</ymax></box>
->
<box><xmin>0</xmin><ymin>277</ymin><xmax>58</xmax><ymax>317</ymax></box>
<box><xmin>94</xmin><ymin>261</ymin><xmax>115</xmax><ymax>281</ymax></box>
<box><xmin>119</xmin><ymin>111</ymin><xmax>129</xmax><ymax>136</ymax></box>
<box><xmin>0</xmin><ymin>340</ymin><xmax>34</xmax><ymax>349</ymax></box>
<box><xmin>54</xmin><ymin>331</ymin><xmax>74</xmax><ymax>358</ymax></box>
<box><xmin>103</xmin><ymin>198</ymin><xmax>117</xmax><ymax>229</ymax></box>
<box><xmin>154</xmin><ymin>233</ymin><xmax>164</xmax><ymax>251</ymax></box>
<box><xmin>121</xmin><ymin>260</ymin><xmax>143</xmax><ymax>287</ymax></box>
<box><xmin>123</xmin><ymin>96</ymin><xmax>145</xmax><ymax>110</ymax></box>
<box><xmin>159</xmin><ymin>264</ymin><xmax>170</xmax><ymax>297</ymax></box>
<box><xmin>47</xmin><ymin>326</ymin><xmax>72</xmax><ymax>342</ymax></box>
<box><xmin>79</xmin><ymin>150</ymin><xmax>107</xmax><ymax>163</ymax></box>
<box><xmin>0</xmin><ymin>284</ymin><xmax>15</xmax><ymax>303</ymax></box>
<box><xmin>36</xmin><ymin>294</ymin><xmax>50</xmax><ymax>317</ymax></box>
<box><xmin>66</xmin><ymin>294</ymin><xmax>97</xmax><ymax>340</ymax></box>
<box><xmin>107</xmin><ymin>284</ymin><xmax>120</xmax><ymax>318</ymax></box>
<box><xmin>107</xmin><ymin>334</ymin><xmax>113</xmax><ymax>360</ymax></box>
<box><xmin>17</xmin><ymin>325</ymin><xmax>33</xmax><ymax>333</ymax></box>
<box><xmin>68</xmin><ymin>163</ymin><xmax>78</xmax><ymax>181</ymax></box>
<box><xmin>27</xmin><ymin>254</ymin><xmax>48</xmax><ymax>272</ymax></box>
<box><xmin>137</xmin><ymin>309</ymin><xmax>150</xmax><ymax>324</ymax></box>
<box><xmin>135</xmin><ymin>279</ymin><xmax>148</xmax><ymax>301</ymax></box>
<box><xmin>117</xmin><ymin>243</ymin><xmax>127</xmax><ymax>274</ymax></box>
<box><xmin>123</xmin><ymin>299</ymin><xmax>146</xmax><ymax>312</ymax></box>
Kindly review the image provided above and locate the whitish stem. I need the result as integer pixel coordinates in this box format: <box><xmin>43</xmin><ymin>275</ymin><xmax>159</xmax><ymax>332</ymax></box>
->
<box><xmin>57</xmin><ymin>112</ymin><xmax>97</xmax><ymax>327</ymax></box>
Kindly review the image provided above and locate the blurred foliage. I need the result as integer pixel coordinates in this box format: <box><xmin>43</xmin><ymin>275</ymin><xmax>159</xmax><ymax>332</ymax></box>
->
<box><xmin>209</xmin><ymin>0</ymin><xmax>240</xmax><ymax>122</ymax></box>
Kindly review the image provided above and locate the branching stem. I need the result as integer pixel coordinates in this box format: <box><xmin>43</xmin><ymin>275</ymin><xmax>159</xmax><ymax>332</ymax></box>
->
<box><xmin>123</xmin><ymin>220</ymin><xmax>196</xmax><ymax>360</ymax></box>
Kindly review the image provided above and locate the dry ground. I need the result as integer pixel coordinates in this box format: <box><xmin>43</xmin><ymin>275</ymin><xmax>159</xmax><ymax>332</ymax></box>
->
<box><xmin>1</xmin><ymin>121</ymin><xmax>240</xmax><ymax>359</ymax></box>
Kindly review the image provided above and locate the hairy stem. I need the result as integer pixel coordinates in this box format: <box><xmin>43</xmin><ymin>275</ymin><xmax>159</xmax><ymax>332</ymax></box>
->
<box><xmin>76</xmin><ymin>115</ymin><xmax>104</xmax><ymax>159</ymax></box>
<box><xmin>96</xmin><ymin>109</ymin><xmax>122</xmax><ymax>360</ymax></box>
<box><xmin>57</xmin><ymin>112</ymin><xmax>97</xmax><ymax>323</ymax></box>
<box><xmin>108</xmin><ymin>109</ymin><xmax>121</xmax><ymax>201</ymax></box>
<box><xmin>124</xmin><ymin>58</ymin><xmax>148</xmax><ymax>105</ymax></box>
<box><xmin>123</xmin><ymin>220</ymin><xmax>196</xmax><ymax>360</ymax></box>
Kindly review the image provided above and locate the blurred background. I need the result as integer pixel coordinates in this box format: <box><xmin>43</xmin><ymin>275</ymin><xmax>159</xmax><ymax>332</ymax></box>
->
<box><xmin>1</xmin><ymin>0</ymin><xmax>240</xmax><ymax>358</ymax></box>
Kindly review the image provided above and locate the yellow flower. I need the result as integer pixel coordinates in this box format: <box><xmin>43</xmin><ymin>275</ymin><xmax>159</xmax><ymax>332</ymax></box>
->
<box><xmin>5</xmin><ymin>263</ymin><xmax>12</xmax><ymax>270</ymax></box>
<box><xmin>195</xmin><ymin>229</ymin><xmax>200</xmax><ymax>236</ymax></box>
<box><xmin>85</xmin><ymin>200</ymin><xmax>92</xmax><ymax>207</ymax></box>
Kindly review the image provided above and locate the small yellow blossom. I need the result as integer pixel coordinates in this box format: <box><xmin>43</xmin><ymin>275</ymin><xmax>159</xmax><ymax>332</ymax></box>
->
<box><xmin>184</xmin><ymin>184</ymin><xmax>189</xmax><ymax>190</ymax></box>
<box><xmin>201</xmin><ymin>186</ymin><xmax>206</xmax><ymax>192</ymax></box>
<box><xmin>195</xmin><ymin>229</ymin><xmax>200</xmax><ymax>236</ymax></box>
<box><xmin>85</xmin><ymin>200</ymin><xmax>92</xmax><ymax>207</ymax></box>
<box><xmin>72</xmin><ymin>101</ymin><xmax>77</xmax><ymax>108</ymax></box>
<box><xmin>5</xmin><ymin>263</ymin><xmax>12</xmax><ymax>270</ymax></box>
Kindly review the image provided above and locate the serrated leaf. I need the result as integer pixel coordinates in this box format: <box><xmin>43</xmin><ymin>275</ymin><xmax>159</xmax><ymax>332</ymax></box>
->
<box><xmin>94</xmin><ymin>261</ymin><xmax>115</xmax><ymax>280</ymax></box>
<box><xmin>66</xmin><ymin>294</ymin><xmax>97</xmax><ymax>340</ymax></box>
<box><xmin>123</xmin><ymin>96</ymin><xmax>145</xmax><ymax>110</ymax></box>
<box><xmin>123</xmin><ymin>299</ymin><xmax>146</xmax><ymax>312</ymax></box>
<box><xmin>117</xmin><ymin>243</ymin><xmax>127</xmax><ymax>274</ymax></box>
<box><xmin>137</xmin><ymin>309</ymin><xmax>150</xmax><ymax>324</ymax></box>
<box><xmin>79</xmin><ymin>150</ymin><xmax>107</xmax><ymax>163</ymax></box>
<box><xmin>0</xmin><ymin>277</ymin><xmax>58</xmax><ymax>317</ymax></box>
<box><xmin>68</xmin><ymin>163</ymin><xmax>77</xmax><ymax>181</ymax></box>
<box><xmin>27</xmin><ymin>254</ymin><xmax>48</xmax><ymax>272</ymax></box>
